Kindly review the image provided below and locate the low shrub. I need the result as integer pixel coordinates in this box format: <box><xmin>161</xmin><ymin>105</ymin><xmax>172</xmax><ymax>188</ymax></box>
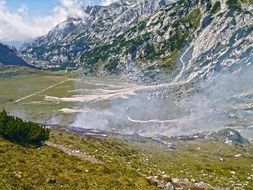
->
<box><xmin>0</xmin><ymin>110</ymin><xmax>50</xmax><ymax>145</ymax></box>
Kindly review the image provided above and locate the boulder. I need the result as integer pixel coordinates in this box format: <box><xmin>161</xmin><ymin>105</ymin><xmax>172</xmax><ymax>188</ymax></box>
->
<box><xmin>207</xmin><ymin>128</ymin><xmax>249</xmax><ymax>146</ymax></box>
<box><xmin>46</xmin><ymin>178</ymin><xmax>56</xmax><ymax>184</ymax></box>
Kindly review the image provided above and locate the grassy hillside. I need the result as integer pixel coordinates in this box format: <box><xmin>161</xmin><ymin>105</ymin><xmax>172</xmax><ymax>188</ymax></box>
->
<box><xmin>1</xmin><ymin>127</ymin><xmax>253</xmax><ymax>189</ymax></box>
<box><xmin>0</xmin><ymin>135</ymin><xmax>156</xmax><ymax>190</ymax></box>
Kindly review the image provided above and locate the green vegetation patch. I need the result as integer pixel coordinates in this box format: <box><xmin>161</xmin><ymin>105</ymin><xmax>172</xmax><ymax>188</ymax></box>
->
<box><xmin>226</xmin><ymin>0</ymin><xmax>242</xmax><ymax>11</ymax></box>
<box><xmin>211</xmin><ymin>1</ymin><xmax>221</xmax><ymax>14</ymax></box>
<box><xmin>0</xmin><ymin>110</ymin><xmax>49</xmax><ymax>145</ymax></box>
<box><xmin>240</xmin><ymin>0</ymin><xmax>253</xmax><ymax>4</ymax></box>
<box><xmin>160</xmin><ymin>50</ymin><xmax>179</xmax><ymax>70</ymax></box>
<box><xmin>181</xmin><ymin>8</ymin><xmax>201</xmax><ymax>29</ymax></box>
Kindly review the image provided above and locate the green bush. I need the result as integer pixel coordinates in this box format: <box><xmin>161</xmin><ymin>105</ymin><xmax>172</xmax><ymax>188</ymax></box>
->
<box><xmin>0</xmin><ymin>110</ymin><xmax>50</xmax><ymax>145</ymax></box>
<box><xmin>226</xmin><ymin>0</ymin><xmax>241</xmax><ymax>10</ymax></box>
<box><xmin>211</xmin><ymin>1</ymin><xmax>221</xmax><ymax>14</ymax></box>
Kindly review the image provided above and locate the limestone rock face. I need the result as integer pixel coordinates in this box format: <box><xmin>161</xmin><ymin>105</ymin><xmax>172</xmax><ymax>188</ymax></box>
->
<box><xmin>21</xmin><ymin>0</ymin><xmax>253</xmax><ymax>82</ymax></box>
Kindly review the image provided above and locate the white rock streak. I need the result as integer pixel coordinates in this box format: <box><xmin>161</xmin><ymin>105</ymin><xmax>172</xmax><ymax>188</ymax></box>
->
<box><xmin>15</xmin><ymin>79</ymin><xmax>71</xmax><ymax>103</ymax></box>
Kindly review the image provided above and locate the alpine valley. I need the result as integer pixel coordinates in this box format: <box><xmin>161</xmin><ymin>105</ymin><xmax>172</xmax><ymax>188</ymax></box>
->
<box><xmin>1</xmin><ymin>0</ymin><xmax>253</xmax><ymax>189</ymax></box>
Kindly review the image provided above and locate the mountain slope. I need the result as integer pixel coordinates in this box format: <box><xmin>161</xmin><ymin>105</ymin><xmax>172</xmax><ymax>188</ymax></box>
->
<box><xmin>21</xmin><ymin>0</ymin><xmax>253</xmax><ymax>82</ymax></box>
<box><xmin>0</xmin><ymin>43</ymin><xmax>30</xmax><ymax>67</ymax></box>
<box><xmin>21</xmin><ymin>0</ymin><xmax>173</xmax><ymax>70</ymax></box>
<box><xmin>1</xmin><ymin>126</ymin><xmax>253</xmax><ymax>189</ymax></box>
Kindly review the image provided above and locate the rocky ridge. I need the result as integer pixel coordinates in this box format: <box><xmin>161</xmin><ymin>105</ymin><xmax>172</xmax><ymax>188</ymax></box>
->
<box><xmin>21</xmin><ymin>0</ymin><xmax>253</xmax><ymax>83</ymax></box>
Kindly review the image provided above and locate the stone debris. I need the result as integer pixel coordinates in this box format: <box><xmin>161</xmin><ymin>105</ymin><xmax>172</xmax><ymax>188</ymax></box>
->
<box><xmin>147</xmin><ymin>174</ymin><xmax>231</xmax><ymax>190</ymax></box>
<box><xmin>169</xmin><ymin>128</ymin><xmax>249</xmax><ymax>146</ymax></box>
<box><xmin>207</xmin><ymin>129</ymin><xmax>249</xmax><ymax>146</ymax></box>
<box><xmin>234</xmin><ymin>154</ymin><xmax>243</xmax><ymax>158</ymax></box>
<box><xmin>45</xmin><ymin>141</ymin><xmax>102</xmax><ymax>164</ymax></box>
<box><xmin>13</xmin><ymin>171</ymin><xmax>22</xmax><ymax>179</ymax></box>
<box><xmin>46</xmin><ymin>178</ymin><xmax>56</xmax><ymax>184</ymax></box>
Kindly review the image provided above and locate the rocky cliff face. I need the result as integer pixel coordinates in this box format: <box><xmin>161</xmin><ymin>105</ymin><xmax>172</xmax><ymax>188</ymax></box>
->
<box><xmin>0</xmin><ymin>43</ymin><xmax>30</xmax><ymax>67</ymax></box>
<box><xmin>21</xmin><ymin>0</ymin><xmax>253</xmax><ymax>82</ymax></box>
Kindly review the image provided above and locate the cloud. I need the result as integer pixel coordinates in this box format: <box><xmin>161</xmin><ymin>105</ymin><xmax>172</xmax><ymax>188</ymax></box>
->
<box><xmin>17</xmin><ymin>4</ymin><xmax>28</xmax><ymax>16</ymax></box>
<box><xmin>0</xmin><ymin>0</ymin><xmax>87</xmax><ymax>43</ymax></box>
<box><xmin>101</xmin><ymin>0</ymin><xmax>119</xmax><ymax>6</ymax></box>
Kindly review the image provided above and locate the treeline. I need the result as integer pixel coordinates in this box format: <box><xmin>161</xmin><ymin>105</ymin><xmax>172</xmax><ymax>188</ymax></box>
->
<box><xmin>0</xmin><ymin>110</ymin><xmax>50</xmax><ymax>145</ymax></box>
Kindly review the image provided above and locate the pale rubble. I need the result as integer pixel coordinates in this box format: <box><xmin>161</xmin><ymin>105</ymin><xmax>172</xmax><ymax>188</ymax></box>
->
<box><xmin>45</xmin><ymin>141</ymin><xmax>102</xmax><ymax>164</ymax></box>
<box><xmin>147</xmin><ymin>174</ymin><xmax>231</xmax><ymax>190</ymax></box>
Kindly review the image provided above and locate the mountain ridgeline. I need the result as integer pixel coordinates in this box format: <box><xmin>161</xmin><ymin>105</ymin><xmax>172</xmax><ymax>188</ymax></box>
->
<box><xmin>0</xmin><ymin>43</ymin><xmax>30</xmax><ymax>67</ymax></box>
<box><xmin>21</xmin><ymin>0</ymin><xmax>253</xmax><ymax>82</ymax></box>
